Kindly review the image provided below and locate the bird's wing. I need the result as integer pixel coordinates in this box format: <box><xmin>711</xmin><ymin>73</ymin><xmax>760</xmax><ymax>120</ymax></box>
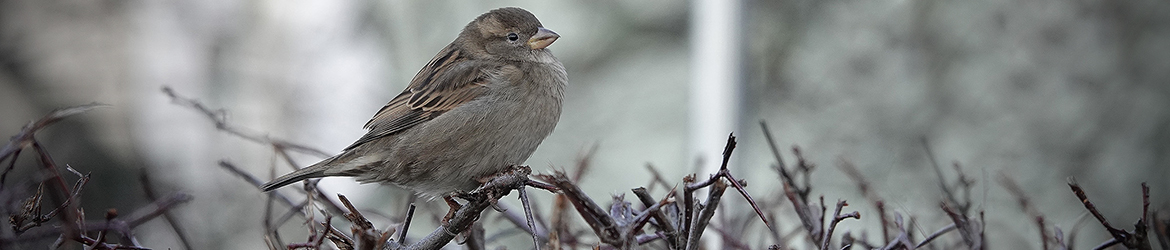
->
<box><xmin>345</xmin><ymin>46</ymin><xmax>492</xmax><ymax>150</ymax></box>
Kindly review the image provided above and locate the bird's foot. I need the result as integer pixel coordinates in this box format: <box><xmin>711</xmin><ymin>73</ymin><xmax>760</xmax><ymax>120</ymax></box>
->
<box><xmin>441</xmin><ymin>195</ymin><xmax>463</xmax><ymax>226</ymax></box>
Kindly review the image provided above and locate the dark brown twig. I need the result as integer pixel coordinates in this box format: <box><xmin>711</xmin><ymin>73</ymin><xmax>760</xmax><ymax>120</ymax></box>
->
<box><xmin>337</xmin><ymin>194</ymin><xmax>383</xmax><ymax>250</ymax></box>
<box><xmin>1068</xmin><ymin>179</ymin><xmax>1152</xmax><ymax>250</ymax></box>
<box><xmin>633</xmin><ymin>187</ymin><xmax>679</xmax><ymax>249</ymax></box>
<box><xmin>398</xmin><ymin>203</ymin><xmax>416</xmax><ymax>244</ymax></box>
<box><xmin>684</xmin><ymin>134</ymin><xmax>771</xmax><ymax>230</ymax></box>
<box><xmin>537</xmin><ymin>171</ymin><xmax>621</xmax><ymax>245</ymax></box>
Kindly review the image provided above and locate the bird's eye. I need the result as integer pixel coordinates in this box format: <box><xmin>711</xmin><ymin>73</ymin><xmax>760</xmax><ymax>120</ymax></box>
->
<box><xmin>507</xmin><ymin>33</ymin><xmax>519</xmax><ymax>42</ymax></box>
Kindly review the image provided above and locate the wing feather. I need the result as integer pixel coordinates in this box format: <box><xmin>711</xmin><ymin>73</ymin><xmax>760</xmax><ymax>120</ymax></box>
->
<box><xmin>345</xmin><ymin>45</ymin><xmax>492</xmax><ymax>150</ymax></box>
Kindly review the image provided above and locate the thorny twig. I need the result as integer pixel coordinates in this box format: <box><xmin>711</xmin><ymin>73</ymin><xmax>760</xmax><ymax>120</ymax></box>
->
<box><xmin>1068</xmin><ymin>179</ymin><xmax>1152</xmax><ymax>250</ymax></box>
<box><xmin>683</xmin><ymin>134</ymin><xmax>771</xmax><ymax>232</ymax></box>
<box><xmin>537</xmin><ymin>172</ymin><xmax>622</xmax><ymax>245</ymax></box>
<box><xmin>540</xmin><ymin>153</ymin><xmax>697</xmax><ymax>249</ymax></box>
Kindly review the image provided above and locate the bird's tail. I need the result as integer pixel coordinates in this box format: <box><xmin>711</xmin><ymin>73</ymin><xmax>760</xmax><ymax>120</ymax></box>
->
<box><xmin>261</xmin><ymin>164</ymin><xmax>328</xmax><ymax>191</ymax></box>
<box><xmin>261</xmin><ymin>150</ymin><xmax>372</xmax><ymax>191</ymax></box>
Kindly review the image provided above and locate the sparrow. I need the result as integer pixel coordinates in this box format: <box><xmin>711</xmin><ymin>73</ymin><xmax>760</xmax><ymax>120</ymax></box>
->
<box><xmin>261</xmin><ymin>7</ymin><xmax>565</xmax><ymax>199</ymax></box>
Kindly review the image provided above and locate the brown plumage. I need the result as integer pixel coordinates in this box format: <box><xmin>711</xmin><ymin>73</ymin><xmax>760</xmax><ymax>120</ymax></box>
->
<box><xmin>261</xmin><ymin>7</ymin><xmax>565</xmax><ymax>199</ymax></box>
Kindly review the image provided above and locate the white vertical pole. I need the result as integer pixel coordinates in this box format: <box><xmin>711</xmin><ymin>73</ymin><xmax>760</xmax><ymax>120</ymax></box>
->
<box><xmin>691</xmin><ymin>0</ymin><xmax>742</xmax><ymax>171</ymax></box>
<box><xmin>690</xmin><ymin>0</ymin><xmax>742</xmax><ymax>248</ymax></box>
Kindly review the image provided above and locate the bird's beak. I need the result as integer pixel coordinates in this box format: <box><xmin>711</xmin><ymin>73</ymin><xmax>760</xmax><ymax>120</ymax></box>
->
<box><xmin>528</xmin><ymin>27</ymin><xmax>559</xmax><ymax>50</ymax></box>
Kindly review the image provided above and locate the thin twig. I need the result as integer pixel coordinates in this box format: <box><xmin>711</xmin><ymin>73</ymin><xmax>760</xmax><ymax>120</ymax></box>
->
<box><xmin>1091</xmin><ymin>238</ymin><xmax>1120</xmax><ymax>250</ymax></box>
<box><xmin>914</xmin><ymin>223</ymin><xmax>956</xmax><ymax>249</ymax></box>
<box><xmin>645</xmin><ymin>163</ymin><xmax>673</xmax><ymax>193</ymax></box>
<box><xmin>399</xmin><ymin>203</ymin><xmax>416</xmax><ymax>244</ymax></box>
<box><xmin>633</xmin><ymin>187</ymin><xmax>679</xmax><ymax>249</ymax></box>
<box><xmin>139</xmin><ymin>171</ymin><xmax>194</xmax><ymax>250</ymax></box>
<box><xmin>31</xmin><ymin>141</ymin><xmax>83</xmax><ymax>240</ymax></box>
<box><xmin>686</xmin><ymin>180</ymin><xmax>726</xmax><ymax>250</ymax></box>
<box><xmin>838</xmin><ymin>159</ymin><xmax>890</xmax><ymax>243</ymax></box>
<box><xmin>218</xmin><ymin>161</ymin><xmax>298</xmax><ymax>208</ymax></box>
<box><xmin>162</xmin><ymin>86</ymin><xmax>329</xmax><ymax>158</ymax></box>
<box><xmin>999</xmin><ymin>172</ymin><xmax>1048</xmax><ymax>250</ymax></box>
<box><xmin>495</xmin><ymin>202</ymin><xmax>549</xmax><ymax>241</ymax></box>
<box><xmin>0</xmin><ymin>103</ymin><xmax>108</xmax><ymax>165</ymax></box>
<box><xmin>759</xmin><ymin>120</ymin><xmax>795</xmax><ymax>190</ymax></box>
<box><xmin>821</xmin><ymin>200</ymin><xmax>860</xmax><ymax>250</ymax></box>
<box><xmin>941</xmin><ymin>202</ymin><xmax>984</xmax><ymax>249</ymax></box>
<box><xmin>519</xmin><ymin>186</ymin><xmax>542</xmax><ymax>250</ymax></box>
<box><xmin>537</xmin><ymin>171</ymin><xmax>621</xmax><ymax>245</ymax></box>
<box><xmin>922</xmin><ymin>138</ymin><xmax>960</xmax><ymax>214</ymax></box>
<box><xmin>1069</xmin><ymin>178</ymin><xmax>1152</xmax><ymax>249</ymax></box>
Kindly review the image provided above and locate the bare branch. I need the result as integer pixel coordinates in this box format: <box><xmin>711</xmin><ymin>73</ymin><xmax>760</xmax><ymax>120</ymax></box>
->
<box><xmin>999</xmin><ymin>173</ymin><xmax>1047</xmax><ymax>250</ymax></box>
<box><xmin>407</xmin><ymin>166</ymin><xmax>532</xmax><ymax>250</ymax></box>
<box><xmin>633</xmin><ymin>187</ymin><xmax>679</xmax><ymax>249</ymax></box>
<box><xmin>536</xmin><ymin>171</ymin><xmax>621</xmax><ymax>245</ymax></box>
<box><xmin>821</xmin><ymin>200</ymin><xmax>860</xmax><ymax>250</ymax></box>
<box><xmin>914</xmin><ymin>223</ymin><xmax>956</xmax><ymax>249</ymax></box>
<box><xmin>0</xmin><ymin>103</ymin><xmax>108</xmax><ymax>169</ymax></box>
<box><xmin>162</xmin><ymin>86</ymin><xmax>329</xmax><ymax>158</ymax></box>
<box><xmin>519</xmin><ymin>186</ymin><xmax>542</xmax><ymax>249</ymax></box>
<box><xmin>686</xmin><ymin>180</ymin><xmax>726</xmax><ymax>250</ymax></box>
<box><xmin>138</xmin><ymin>171</ymin><xmax>194</xmax><ymax>250</ymax></box>
<box><xmin>1069</xmin><ymin>179</ymin><xmax>1152</xmax><ymax>250</ymax></box>
<box><xmin>942</xmin><ymin>202</ymin><xmax>984</xmax><ymax>249</ymax></box>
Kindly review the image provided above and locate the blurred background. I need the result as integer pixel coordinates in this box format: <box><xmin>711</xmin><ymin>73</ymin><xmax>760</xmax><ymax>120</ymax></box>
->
<box><xmin>1</xmin><ymin>0</ymin><xmax>1167</xmax><ymax>249</ymax></box>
